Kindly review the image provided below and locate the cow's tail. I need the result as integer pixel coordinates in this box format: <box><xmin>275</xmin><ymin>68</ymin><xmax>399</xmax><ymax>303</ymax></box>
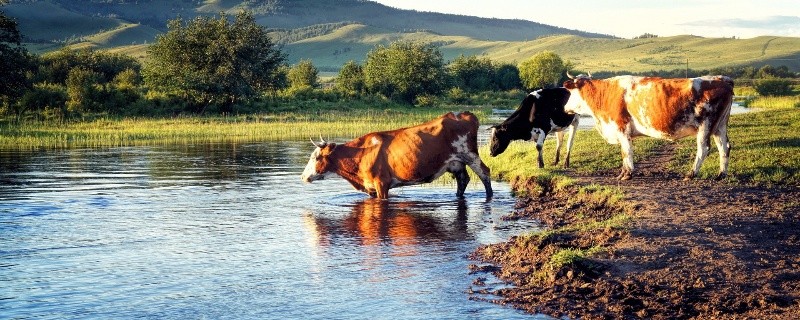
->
<box><xmin>710</xmin><ymin>89</ymin><xmax>734</xmax><ymax>135</ymax></box>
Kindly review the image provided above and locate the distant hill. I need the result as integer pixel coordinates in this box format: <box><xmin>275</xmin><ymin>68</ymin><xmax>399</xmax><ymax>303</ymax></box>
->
<box><xmin>5</xmin><ymin>0</ymin><xmax>800</xmax><ymax>73</ymax></box>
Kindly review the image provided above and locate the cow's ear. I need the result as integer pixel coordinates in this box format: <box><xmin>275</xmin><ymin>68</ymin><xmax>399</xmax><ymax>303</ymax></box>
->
<box><xmin>528</xmin><ymin>101</ymin><xmax>536</xmax><ymax>123</ymax></box>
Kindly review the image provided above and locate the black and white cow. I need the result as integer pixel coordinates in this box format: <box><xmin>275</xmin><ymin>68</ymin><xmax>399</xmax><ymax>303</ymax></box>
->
<box><xmin>488</xmin><ymin>88</ymin><xmax>579</xmax><ymax>168</ymax></box>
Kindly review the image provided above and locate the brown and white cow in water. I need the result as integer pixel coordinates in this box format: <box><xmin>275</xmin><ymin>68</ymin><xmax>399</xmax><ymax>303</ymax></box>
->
<box><xmin>562</xmin><ymin>73</ymin><xmax>734</xmax><ymax>180</ymax></box>
<box><xmin>300</xmin><ymin>111</ymin><xmax>493</xmax><ymax>200</ymax></box>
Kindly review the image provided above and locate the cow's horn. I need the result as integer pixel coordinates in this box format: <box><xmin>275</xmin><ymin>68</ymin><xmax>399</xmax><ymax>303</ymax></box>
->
<box><xmin>319</xmin><ymin>134</ymin><xmax>328</xmax><ymax>145</ymax></box>
<box><xmin>587</xmin><ymin>72</ymin><xmax>593</xmax><ymax>79</ymax></box>
<box><xmin>566</xmin><ymin>71</ymin><xmax>575</xmax><ymax>80</ymax></box>
<box><xmin>310</xmin><ymin>138</ymin><xmax>321</xmax><ymax>148</ymax></box>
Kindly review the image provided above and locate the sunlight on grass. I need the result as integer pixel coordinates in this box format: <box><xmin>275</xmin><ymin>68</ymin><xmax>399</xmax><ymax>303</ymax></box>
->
<box><xmin>0</xmin><ymin>109</ymin><xmax>490</xmax><ymax>150</ymax></box>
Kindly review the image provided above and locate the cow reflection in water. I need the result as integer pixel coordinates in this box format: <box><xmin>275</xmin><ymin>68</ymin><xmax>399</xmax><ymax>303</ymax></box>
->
<box><xmin>306</xmin><ymin>198</ymin><xmax>470</xmax><ymax>249</ymax></box>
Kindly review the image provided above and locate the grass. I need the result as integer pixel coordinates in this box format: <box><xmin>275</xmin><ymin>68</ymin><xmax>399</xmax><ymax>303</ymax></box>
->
<box><xmin>670</xmin><ymin>96</ymin><xmax>800</xmax><ymax>185</ymax></box>
<box><xmin>481</xmin><ymin>128</ymin><xmax>666</xmax><ymax>181</ymax></box>
<box><xmin>0</xmin><ymin>108</ymin><xmax>491</xmax><ymax>150</ymax></box>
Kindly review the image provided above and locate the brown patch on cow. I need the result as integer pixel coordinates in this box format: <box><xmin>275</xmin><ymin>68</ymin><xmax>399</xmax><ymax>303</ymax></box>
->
<box><xmin>630</xmin><ymin>78</ymin><xmax>698</xmax><ymax>136</ymax></box>
<box><xmin>574</xmin><ymin>78</ymin><xmax>631</xmax><ymax>133</ymax></box>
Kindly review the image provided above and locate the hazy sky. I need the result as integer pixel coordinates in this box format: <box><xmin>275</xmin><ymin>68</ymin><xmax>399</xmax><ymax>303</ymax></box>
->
<box><xmin>372</xmin><ymin>0</ymin><xmax>800</xmax><ymax>39</ymax></box>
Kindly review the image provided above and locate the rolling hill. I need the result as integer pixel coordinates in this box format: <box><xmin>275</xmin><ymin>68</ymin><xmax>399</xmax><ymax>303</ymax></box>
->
<box><xmin>4</xmin><ymin>0</ymin><xmax>800</xmax><ymax>73</ymax></box>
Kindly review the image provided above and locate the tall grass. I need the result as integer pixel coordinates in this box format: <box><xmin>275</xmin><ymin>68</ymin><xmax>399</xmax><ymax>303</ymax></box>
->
<box><xmin>747</xmin><ymin>95</ymin><xmax>800</xmax><ymax>110</ymax></box>
<box><xmin>0</xmin><ymin>109</ymin><xmax>490</xmax><ymax>150</ymax></box>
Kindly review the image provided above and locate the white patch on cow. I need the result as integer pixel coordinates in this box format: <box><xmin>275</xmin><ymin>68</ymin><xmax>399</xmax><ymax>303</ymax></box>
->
<box><xmin>371</xmin><ymin>136</ymin><xmax>380</xmax><ymax>146</ymax></box>
<box><xmin>451</xmin><ymin>135</ymin><xmax>470</xmax><ymax>154</ymax></box>
<box><xmin>614</xmin><ymin>75</ymin><xmax>640</xmax><ymax>91</ymax></box>
<box><xmin>530</xmin><ymin>90</ymin><xmax>542</xmax><ymax>98</ymax></box>
<box><xmin>564</xmin><ymin>88</ymin><xmax>593</xmax><ymax>116</ymax></box>
<box><xmin>596</xmin><ymin>120</ymin><xmax>624</xmax><ymax>144</ymax></box>
<box><xmin>549</xmin><ymin>119</ymin><xmax>566</xmax><ymax>133</ymax></box>
<box><xmin>529</xmin><ymin>128</ymin><xmax>545</xmax><ymax>141</ymax></box>
<box><xmin>692</xmin><ymin>77</ymin><xmax>704</xmax><ymax>93</ymax></box>
<box><xmin>301</xmin><ymin>148</ymin><xmax>323</xmax><ymax>182</ymax></box>
<box><xmin>452</xmin><ymin>111</ymin><xmax>462</xmax><ymax>118</ymax></box>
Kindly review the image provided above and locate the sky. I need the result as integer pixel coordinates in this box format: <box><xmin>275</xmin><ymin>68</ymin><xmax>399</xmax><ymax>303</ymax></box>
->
<box><xmin>372</xmin><ymin>0</ymin><xmax>800</xmax><ymax>39</ymax></box>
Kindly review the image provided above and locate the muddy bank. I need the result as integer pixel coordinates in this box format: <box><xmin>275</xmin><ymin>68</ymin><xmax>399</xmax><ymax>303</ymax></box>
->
<box><xmin>471</xmin><ymin>169</ymin><xmax>800</xmax><ymax>319</ymax></box>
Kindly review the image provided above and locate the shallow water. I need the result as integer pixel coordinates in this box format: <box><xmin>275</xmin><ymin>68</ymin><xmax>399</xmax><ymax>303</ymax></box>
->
<box><xmin>0</xmin><ymin>142</ymin><xmax>542</xmax><ymax>319</ymax></box>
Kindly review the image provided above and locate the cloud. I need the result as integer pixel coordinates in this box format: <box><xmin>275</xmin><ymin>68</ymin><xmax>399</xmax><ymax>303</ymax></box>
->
<box><xmin>682</xmin><ymin>15</ymin><xmax>800</xmax><ymax>29</ymax></box>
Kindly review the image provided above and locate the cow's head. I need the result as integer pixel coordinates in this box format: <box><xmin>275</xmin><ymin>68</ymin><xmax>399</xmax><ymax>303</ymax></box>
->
<box><xmin>562</xmin><ymin>71</ymin><xmax>593</xmax><ymax>89</ymax></box>
<box><xmin>562</xmin><ymin>72</ymin><xmax>593</xmax><ymax>115</ymax></box>
<box><xmin>300</xmin><ymin>138</ymin><xmax>337</xmax><ymax>183</ymax></box>
<box><xmin>488</xmin><ymin>125</ymin><xmax>512</xmax><ymax>157</ymax></box>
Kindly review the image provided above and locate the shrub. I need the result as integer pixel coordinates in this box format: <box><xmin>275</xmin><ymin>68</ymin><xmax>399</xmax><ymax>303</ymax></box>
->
<box><xmin>754</xmin><ymin>78</ymin><xmax>793</xmax><ymax>96</ymax></box>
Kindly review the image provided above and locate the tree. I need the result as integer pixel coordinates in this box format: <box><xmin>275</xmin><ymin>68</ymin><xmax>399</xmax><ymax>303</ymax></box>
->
<box><xmin>448</xmin><ymin>54</ymin><xmax>495</xmax><ymax>91</ymax></box>
<box><xmin>754</xmin><ymin>78</ymin><xmax>793</xmax><ymax>96</ymax></box>
<box><xmin>494</xmin><ymin>63</ymin><xmax>521</xmax><ymax>91</ymax></box>
<box><xmin>335</xmin><ymin>60</ymin><xmax>364</xmax><ymax>96</ymax></box>
<box><xmin>364</xmin><ymin>41</ymin><xmax>447</xmax><ymax>104</ymax></box>
<box><xmin>37</xmin><ymin>48</ymin><xmax>140</xmax><ymax>85</ymax></box>
<box><xmin>287</xmin><ymin>59</ymin><xmax>318</xmax><ymax>89</ymax></box>
<box><xmin>518</xmin><ymin>51</ymin><xmax>571</xmax><ymax>90</ymax></box>
<box><xmin>142</xmin><ymin>11</ymin><xmax>285</xmax><ymax>113</ymax></box>
<box><xmin>65</xmin><ymin>67</ymin><xmax>100</xmax><ymax>114</ymax></box>
<box><xmin>0</xmin><ymin>7</ymin><xmax>34</xmax><ymax>112</ymax></box>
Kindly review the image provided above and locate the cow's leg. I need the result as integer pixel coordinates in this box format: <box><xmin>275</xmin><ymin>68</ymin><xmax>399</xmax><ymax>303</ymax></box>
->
<box><xmin>712</xmin><ymin>126</ymin><xmax>731</xmax><ymax>180</ymax></box>
<box><xmin>618</xmin><ymin>135</ymin><xmax>634</xmax><ymax>180</ymax></box>
<box><xmin>535</xmin><ymin>133</ymin><xmax>547</xmax><ymax>168</ymax></box>
<box><xmin>451</xmin><ymin>168</ymin><xmax>470</xmax><ymax>198</ymax></box>
<box><xmin>466</xmin><ymin>156</ymin><xmax>493</xmax><ymax>200</ymax></box>
<box><xmin>373</xmin><ymin>179</ymin><xmax>390</xmax><ymax>199</ymax></box>
<box><xmin>563</xmin><ymin>118</ymin><xmax>579</xmax><ymax>168</ymax></box>
<box><xmin>686</xmin><ymin>121</ymin><xmax>712</xmax><ymax>181</ymax></box>
<box><xmin>552</xmin><ymin>130</ymin><xmax>564</xmax><ymax>166</ymax></box>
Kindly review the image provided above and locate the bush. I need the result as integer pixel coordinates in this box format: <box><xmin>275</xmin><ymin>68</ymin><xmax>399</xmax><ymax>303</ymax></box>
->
<box><xmin>754</xmin><ymin>78</ymin><xmax>794</xmax><ymax>96</ymax></box>
<box><xmin>414</xmin><ymin>94</ymin><xmax>437</xmax><ymax>107</ymax></box>
<box><xmin>447</xmin><ymin>87</ymin><xmax>470</xmax><ymax>104</ymax></box>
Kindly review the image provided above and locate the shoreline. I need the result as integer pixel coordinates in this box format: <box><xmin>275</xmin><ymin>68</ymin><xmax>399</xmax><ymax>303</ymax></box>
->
<box><xmin>470</xmin><ymin>147</ymin><xmax>800</xmax><ymax>318</ymax></box>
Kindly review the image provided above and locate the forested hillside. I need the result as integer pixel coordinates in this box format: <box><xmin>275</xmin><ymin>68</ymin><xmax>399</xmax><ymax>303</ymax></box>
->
<box><xmin>4</xmin><ymin>0</ymin><xmax>800</xmax><ymax>73</ymax></box>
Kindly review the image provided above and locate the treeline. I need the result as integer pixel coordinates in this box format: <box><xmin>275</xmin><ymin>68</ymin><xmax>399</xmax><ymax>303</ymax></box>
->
<box><xmin>1</xmin><ymin>10</ymin><xmax>797</xmax><ymax>123</ymax></box>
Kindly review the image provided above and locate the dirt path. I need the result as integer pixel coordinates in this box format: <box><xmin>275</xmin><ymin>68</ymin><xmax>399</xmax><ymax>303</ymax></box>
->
<box><xmin>581</xmin><ymin>143</ymin><xmax>800</xmax><ymax>318</ymax></box>
<box><xmin>478</xmin><ymin>144</ymin><xmax>800</xmax><ymax>319</ymax></box>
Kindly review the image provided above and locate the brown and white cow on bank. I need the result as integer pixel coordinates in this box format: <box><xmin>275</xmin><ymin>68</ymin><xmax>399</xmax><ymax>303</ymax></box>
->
<box><xmin>562</xmin><ymin>73</ymin><xmax>734</xmax><ymax>180</ymax></box>
<box><xmin>300</xmin><ymin>111</ymin><xmax>493</xmax><ymax>200</ymax></box>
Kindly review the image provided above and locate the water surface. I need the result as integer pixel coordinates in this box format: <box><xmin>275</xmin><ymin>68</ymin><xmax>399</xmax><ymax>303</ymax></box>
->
<box><xmin>0</xmin><ymin>142</ymin><xmax>541</xmax><ymax>319</ymax></box>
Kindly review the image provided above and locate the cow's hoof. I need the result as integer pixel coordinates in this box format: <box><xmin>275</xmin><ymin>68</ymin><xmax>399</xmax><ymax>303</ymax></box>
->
<box><xmin>620</xmin><ymin>174</ymin><xmax>632</xmax><ymax>181</ymax></box>
<box><xmin>682</xmin><ymin>175</ymin><xmax>694</xmax><ymax>181</ymax></box>
<box><xmin>714</xmin><ymin>172</ymin><xmax>727</xmax><ymax>181</ymax></box>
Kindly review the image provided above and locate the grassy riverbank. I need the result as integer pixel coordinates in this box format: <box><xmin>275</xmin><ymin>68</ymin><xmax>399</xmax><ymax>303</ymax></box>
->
<box><xmin>0</xmin><ymin>108</ymin><xmax>491</xmax><ymax>150</ymax></box>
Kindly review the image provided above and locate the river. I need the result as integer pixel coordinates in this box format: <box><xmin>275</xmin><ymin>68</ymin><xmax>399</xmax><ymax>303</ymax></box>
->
<box><xmin>0</xmin><ymin>141</ymin><xmax>543</xmax><ymax>319</ymax></box>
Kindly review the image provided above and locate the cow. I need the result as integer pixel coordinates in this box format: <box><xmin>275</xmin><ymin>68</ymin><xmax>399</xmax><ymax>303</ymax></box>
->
<box><xmin>300</xmin><ymin>111</ymin><xmax>493</xmax><ymax>200</ymax></box>
<box><xmin>562</xmin><ymin>73</ymin><xmax>734</xmax><ymax>180</ymax></box>
<box><xmin>488</xmin><ymin>88</ymin><xmax>579</xmax><ymax>168</ymax></box>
